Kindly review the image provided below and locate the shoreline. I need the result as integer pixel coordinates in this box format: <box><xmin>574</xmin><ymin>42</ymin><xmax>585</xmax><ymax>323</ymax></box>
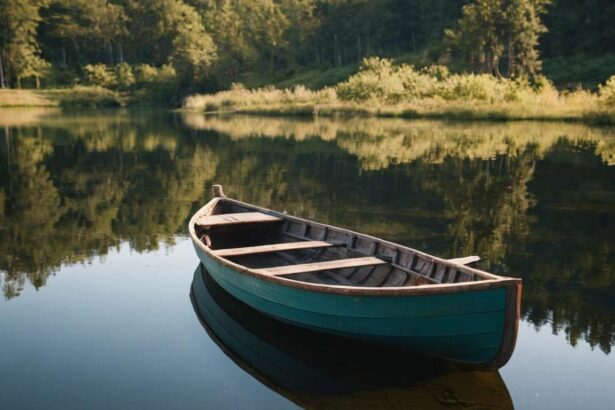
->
<box><xmin>179</xmin><ymin>104</ymin><xmax>615</xmax><ymax>126</ymax></box>
<box><xmin>3</xmin><ymin>88</ymin><xmax>614</xmax><ymax>126</ymax></box>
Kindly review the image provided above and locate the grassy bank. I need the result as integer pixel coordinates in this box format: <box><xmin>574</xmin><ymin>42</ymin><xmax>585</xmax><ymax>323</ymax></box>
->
<box><xmin>0</xmin><ymin>89</ymin><xmax>58</xmax><ymax>107</ymax></box>
<box><xmin>0</xmin><ymin>87</ymin><xmax>124</xmax><ymax>108</ymax></box>
<box><xmin>185</xmin><ymin>58</ymin><xmax>615</xmax><ymax>125</ymax></box>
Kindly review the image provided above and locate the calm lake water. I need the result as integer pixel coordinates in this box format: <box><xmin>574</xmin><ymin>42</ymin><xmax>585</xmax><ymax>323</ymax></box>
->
<box><xmin>1</xmin><ymin>109</ymin><xmax>614</xmax><ymax>409</ymax></box>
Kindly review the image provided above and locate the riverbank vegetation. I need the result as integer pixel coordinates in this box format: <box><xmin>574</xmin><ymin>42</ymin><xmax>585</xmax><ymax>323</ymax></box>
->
<box><xmin>0</xmin><ymin>87</ymin><xmax>122</xmax><ymax>108</ymax></box>
<box><xmin>1</xmin><ymin>0</ymin><xmax>614</xmax><ymax>118</ymax></box>
<box><xmin>185</xmin><ymin>58</ymin><xmax>615</xmax><ymax>124</ymax></box>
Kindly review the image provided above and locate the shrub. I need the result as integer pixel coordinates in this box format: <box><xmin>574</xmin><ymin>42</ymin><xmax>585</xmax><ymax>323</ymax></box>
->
<box><xmin>59</xmin><ymin>86</ymin><xmax>122</xmax><ymax>108</ymax></box>
<box><xmin>420</xmin><ymin>65</ymin><xmax>450</xmax><ymax>81</ymax></box>
<box><xmin>599</xmin><ymin>75</ymin><xmax>615</xmax><ymax>105</ymax></box>
<box><xmin>157</xmin><ymin>64</ymin><xmax>177</xmax><ymax>83</ymax></box>
<box><xmin>134</xmin><ymin>64</ymin><xmax>159</xmax><ymax>86</ymax></box>
<box><xmin>397</xmin><ymin>65</ymin><xmax>439</xmax><ymax>99</ymax></box>
<box><xmin>442</xmin><ymin>74</ymin><xmax>495</xmax><ymax>101</ymax></box>
<box><xmin>336</xmin><ymin>58</ymin><xmax>445</xmax><ymax>102</ymax></box>
<box><xmin>115</xmin><ymin>63</ymin><xmax>135</xmax><ymax>90</ymax></box>
<box><xmin>84</xmin><ymin>64</ymin><xmax>116</xmax><ymax>88</ymax></box>
<box><xmin>336</xmin><ymin>57</ymin><xmax>545</xmax><ymax>104</ymax></box>
<box><xmin>336</xmin><ymin>57</ymin><xmax>406</xmax><ymax>102</ymax></box>
<box><xmin>140</xmin><ymin>64</ymin><xmax>179</xmax><ymax>103</ymax></box>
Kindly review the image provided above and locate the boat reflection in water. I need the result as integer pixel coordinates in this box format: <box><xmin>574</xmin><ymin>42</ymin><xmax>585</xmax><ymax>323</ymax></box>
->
<box><xmin>190</xmin><ymin>264</ymin><xmax>513</xmax><ymax>408</ymax></box>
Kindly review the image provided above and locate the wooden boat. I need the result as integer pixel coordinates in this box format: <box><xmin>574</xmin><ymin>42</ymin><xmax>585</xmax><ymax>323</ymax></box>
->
<box><xmin>190</xmin><ymin>264</ymin><xmax>514</xmax><ymax>408</ymax></box>
<box><xmin>188</xmin><ymin>185</ymin><xmax>522</xmax><ymax>369</ymax></box>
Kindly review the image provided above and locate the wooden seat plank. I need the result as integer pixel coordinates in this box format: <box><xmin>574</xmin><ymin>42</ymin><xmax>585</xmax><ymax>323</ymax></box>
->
<box><xmin>196</xmin><ymin>212</ymin><xmax>282</xmax><ymax>227</ymax></box>
<box><xmin>448</xmin><ymin>256</ymin><xmax>481</xmax><ymax>265</ymax></box>
<box><xmin>213</xmin><ymin>241</ymin><xmax>334</xmax><ymax>257</ymax></box>
<box><xmin>253</xmin><ymin>257</ymin><xmax>386</xmax><ymax>276</ymax></box>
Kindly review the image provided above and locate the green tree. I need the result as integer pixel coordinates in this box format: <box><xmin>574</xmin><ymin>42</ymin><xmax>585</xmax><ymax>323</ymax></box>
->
<box><xmin>446</xmin><ymin>0</ymin><xmax>551</xmax><ymax>78</ymax></box>
<box><xmin>169</xmin><ymin>5</ymin><xmax>217</xmax><ymax>86</ymax></box>
<box><xmin>0</xmin><ymin>0</ymin><xmax>51</xmax><ymax>88</ymax></box>
<box><xmin>43</xmin><ymin>0</ymin><xmax>127</xmax><ymax>66</ymax></box>
<box><xmin>505</xmin><ymin>0</ymin><xmax>551</xmax><ymax>78</ymax></box>
<box><xmin>82</xmin><ymin>0</ymin><xmax>128</xmax><ymax>65</ymax></box>
<box><xmin>115</xmin><ymin>62</ymin><xmax>135</xmax><ymax>90</ymax></box>
<box><xmin>445</xmin><ymin>0</ymin><xmax>507</xmax><ymax>76</ymax></box>
<box><xmin>278</xmin><ymin>0</ymin><xmax>318</xmax><ymax>67</ymax></box>
<box><xmin>84</xmin><ymin>63</ymin><xmax>116</xmax><ymax>87</ymax></box>
<box><xmin>198</xmin><ymin>0</ymin><xmax>290</xmax><ymax>82</ymax></box>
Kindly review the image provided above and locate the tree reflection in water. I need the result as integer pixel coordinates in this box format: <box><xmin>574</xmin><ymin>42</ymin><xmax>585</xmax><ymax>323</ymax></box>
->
<box><xmin>1</xmin><ymin>109</ymin><xmax>614</xmax><ymax>353</ymax></box>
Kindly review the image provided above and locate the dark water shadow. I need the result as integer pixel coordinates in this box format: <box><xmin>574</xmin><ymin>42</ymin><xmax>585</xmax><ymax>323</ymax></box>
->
<box><xmin>189</xmin><ymin>263</ymin><xmax>513</xmax><ymax>408</ymax></box>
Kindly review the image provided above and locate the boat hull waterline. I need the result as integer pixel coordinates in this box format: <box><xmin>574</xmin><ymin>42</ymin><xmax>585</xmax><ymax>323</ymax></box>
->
<box><xmin>189</xmin><ymin>185</ymin><xmax>521</xmax><ymax>369</ymax></box>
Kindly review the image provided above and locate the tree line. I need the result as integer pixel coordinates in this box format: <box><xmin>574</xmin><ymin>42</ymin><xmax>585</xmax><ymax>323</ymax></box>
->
<box><xmin>0</xmin><ymin>0</ymin><xmax>613</xmax><ymax>93</ymax></box>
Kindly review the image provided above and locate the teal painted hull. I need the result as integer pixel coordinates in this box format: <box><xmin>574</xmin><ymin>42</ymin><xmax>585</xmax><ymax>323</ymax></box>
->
<box><xmin>194</xmin><ymin>244</ymin><xmax>510</xmax><ymax>366</ymax></box>
<box><xmin>190</xmin><ymin>265</ymin><xmax>353</xmax><ymax>394</ymax></box>
<box><xmin>190</xmin><ymin>264</ymin><xmax>514</xmax><ymax>407</ymax></box>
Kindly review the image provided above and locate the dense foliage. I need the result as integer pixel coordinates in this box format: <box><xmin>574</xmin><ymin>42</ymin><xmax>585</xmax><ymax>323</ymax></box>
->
<box><xmin>0</xmin><ymin>0</ymin><xmax>614</xmax><ymax>97</ymax></box>
<box><xmin>444</xmin><ymin>0</ymin><xmax>551</xmax><ymax>79</ymax></box>
<box><xmin>335</xmin><ymin>57</ymin><xmax>535</xmax><ymax>102</ymax></box>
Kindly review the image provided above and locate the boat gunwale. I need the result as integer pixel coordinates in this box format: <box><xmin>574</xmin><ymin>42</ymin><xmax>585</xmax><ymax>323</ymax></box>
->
<box><xmin>188</xmin><ymin>197</ymin><xmax>521</xmax><ymax>297</ymax></box>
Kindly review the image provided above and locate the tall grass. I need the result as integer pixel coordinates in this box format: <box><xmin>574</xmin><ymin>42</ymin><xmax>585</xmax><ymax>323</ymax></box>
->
<box><xmin>0</xmin><ymin>86</ymin><xmax>123</xmax><ymax>108</ymax></box>
<box><xmin>54</xmin><ymin>86</ymin><xmax>123</xmax><ymax>108</ymax></box>
<box><xmin>184</xmin><ymin>58</ymin><xmax>615</xmax><ymax>124</ymax></box>
<box><xmin>185</xmin><ymin>83</ymin><xmax>338</xmax><ymax>115</ymax></box>
<box><xmin>0</xmin><ymin>89</ymin><xmax>58</xmax><ymax>107</ymax></box>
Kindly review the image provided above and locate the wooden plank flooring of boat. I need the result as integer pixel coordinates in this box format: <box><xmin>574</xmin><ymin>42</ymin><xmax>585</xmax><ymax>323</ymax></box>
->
<box><xmin>212</xmin><ymin>241</ymin><xmax>335</xmax><ymax>257</ymax></box>
<box><xmin>196</xmin><ymin>212</ymin><xmax>282</xmax><ymax>227</ymax></box>
<box><xmin>253</xmin><ymin>257</ymin><xmax>387</xmax><ymax>276</ymax></box>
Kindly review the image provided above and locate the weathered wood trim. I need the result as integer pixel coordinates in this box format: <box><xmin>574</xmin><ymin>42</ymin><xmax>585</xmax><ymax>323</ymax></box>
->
<box><xmin>254</xmin><ymin>257</ymin><xmax>386</xmax><ymax>276</ymax></box>
<box><xmin>448</xmin><ymin>256</ymin><xmax>481</xmax><ymax>265</ymax></box>
<box><xmin>481</xmin><ymin>280</ymin><xmax>522</xmax><ymax>370</ymax></box>
<box><xmin>196</xmin><ymin>212</ymin><xmax>282</xmax><ymax>227</ymax></box>
<box><xmin>212</xmin><ymin>241</ymin><xmax>335</xmax><ymax>257</ymax></box>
